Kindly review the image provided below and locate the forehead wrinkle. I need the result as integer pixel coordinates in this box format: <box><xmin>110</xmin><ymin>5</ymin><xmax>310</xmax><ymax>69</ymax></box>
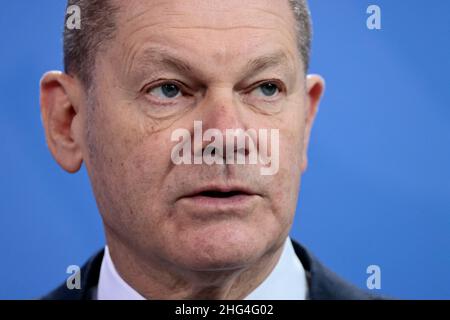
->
<box><xmin>126</xmin><ymin>46</ymin><xmax>297</xmax><ymax>85</ymax></box>
<box><xmin>135</xmin><ymin>48</ymin><xmax>193</xmax><ymax>73</ymax></box>
<box><xmin>121</xmin><ymin>0</ymin><xmax>297</xmax><ymax>29</ymax></box>
<box><xmin>125</xmin><ymin>46</ymin><xmax>197</xmax><ymax>81</ymax></box>
<box><xmin>164</xmin><ymin>25</ymin><xmax>280</xmax><ymax>32</ymax></box>
<box><xmin>123</xmin><ymin>44</ymin><xmax>299</xmax><ymax>88</ymax></box>
<box><xmin>117</xmin><ymin>8</ymin><xmax>299</xmax><ymax>79</ymax></box>
<box><xmin>122</xmin><ymin>1</ymin><xmax>169</xmax><ymax>23</ymax></box>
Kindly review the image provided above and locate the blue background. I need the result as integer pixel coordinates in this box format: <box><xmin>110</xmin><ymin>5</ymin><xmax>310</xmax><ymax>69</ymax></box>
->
<box><xmin>0</xmin><ymin>1</ymin><xmax>449</xmax><ymax>299</ymax></box>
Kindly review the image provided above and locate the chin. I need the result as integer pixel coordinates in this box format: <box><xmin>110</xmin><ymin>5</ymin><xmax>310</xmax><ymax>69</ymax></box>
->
<box><xmin>170</xmin><ymin>222</ymin><xmax>273</xmax><ymax>271</ymax></box>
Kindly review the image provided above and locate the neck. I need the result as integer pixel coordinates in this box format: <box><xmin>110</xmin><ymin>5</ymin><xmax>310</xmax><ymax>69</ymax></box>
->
<box><xmin>104</xmin><ymin>228</ymin><xmax>286</xmax><ymax>299</ymax></box>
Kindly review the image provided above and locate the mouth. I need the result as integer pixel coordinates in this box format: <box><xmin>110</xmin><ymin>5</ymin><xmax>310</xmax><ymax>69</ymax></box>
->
<box><xmin>183</xmin><ymin>185</ymin><xmax>257</xmax><ymax>198</ymax></box>
<box><xmin>178</xmin><ymin>186</ymin><xmax>260</xmax><ymax>208</ymax></box>
<box><xmin>196</xmin><ymin>190</ymin><xmax>250</xmax><ymax>198</ymax></box>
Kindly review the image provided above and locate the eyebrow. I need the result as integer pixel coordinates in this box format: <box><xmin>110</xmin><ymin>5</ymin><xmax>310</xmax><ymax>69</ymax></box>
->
<box><xmin>128</xmin><ymin>47</ymin><xmax>193</xmax><ymax>76</ymax></box>
<box><xmin>242</xmin><ymin>50</ymin><xmax>293</xmax><ymax>78</ymax></box>
<box><xmin>128</xmin><ymin>47</ymin><xmax>293</xmax><ymax>79</ymax></box>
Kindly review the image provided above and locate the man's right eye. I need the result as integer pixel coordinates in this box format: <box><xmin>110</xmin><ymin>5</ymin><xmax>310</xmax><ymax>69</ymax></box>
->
<box><xmin>146</xmin><ymin>83</ymin><xmax>182</xmax><ymax>99</ymax></box>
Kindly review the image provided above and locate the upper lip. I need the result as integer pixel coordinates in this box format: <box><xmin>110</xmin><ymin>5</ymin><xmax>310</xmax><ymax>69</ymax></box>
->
<box><xmin>180</xmin><ymin>185</ymin><xmax>260</xmax><ymax>199</ymax></box>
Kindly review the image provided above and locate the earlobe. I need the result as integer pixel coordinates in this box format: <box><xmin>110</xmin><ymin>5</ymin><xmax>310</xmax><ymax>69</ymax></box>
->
<box><xmin>300</xmin><ymin>74</ymin><xmax>326</xmax><ymax>173</ymax></box>
<box><xmin>40</xmin><ymin>71</ymin><xmax>84</xmax><ymax>173</ymax></box>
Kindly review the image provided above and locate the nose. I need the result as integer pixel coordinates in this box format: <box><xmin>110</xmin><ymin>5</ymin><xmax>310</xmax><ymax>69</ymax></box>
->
<box><xmin>200</xmin><ymin>86</ymin><xmax>244</xmax><ymax>132</ymax></box>
<box><xmin>194</xmin><ymin>86</ymin><xmax>253</xmax><ymax>162</ymax></box>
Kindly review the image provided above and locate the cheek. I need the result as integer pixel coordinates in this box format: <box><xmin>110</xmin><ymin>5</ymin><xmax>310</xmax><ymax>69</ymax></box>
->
<box><xmin>124</xmin><ymin>135</ymin><xmax>172</xmax><ymax>191</ymax></box>
<box><xmin>267</xmin><ymin>124</ymin><xmax>305</xmax><ymax>217</ymax></box>
<box><xmin>282</xmin><ymin>128</ymin><xmax>304</xmax><ymax>169</ymax></box>
<box><xmin>86</xmin><ymin>97</ymin><xmax>170</xmax><ymax>180</ymax></box>
<box><xmin>266</xmin><ymin>94</ymin><xmax>307</xmax><ymax>174</ymax></box>
<box><xmin>84</xmin><ymin>106</ymin><xmax>175</xmax><ymax>219</ymax></box>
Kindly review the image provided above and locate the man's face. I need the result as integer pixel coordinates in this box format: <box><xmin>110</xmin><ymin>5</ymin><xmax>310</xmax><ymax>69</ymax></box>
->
<box><xmin>82</xmin><ymin>0</ymin><xmax>318</xmax><ymax>271</ymax></box>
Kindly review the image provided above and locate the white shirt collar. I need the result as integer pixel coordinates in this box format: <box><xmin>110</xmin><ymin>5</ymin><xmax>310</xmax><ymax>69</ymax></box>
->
<box><xmin>97</xmin><ymin>237</ymin><xmax>308</xmax><ymax>300</ymax></box>
<box><xmin>96</xmin><ymin>246</ymin><xmax>145</xmax><ymax>300</ymax></box>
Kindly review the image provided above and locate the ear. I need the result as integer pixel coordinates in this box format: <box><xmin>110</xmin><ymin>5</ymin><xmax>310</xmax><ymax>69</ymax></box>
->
<box><xmin>40</xmin><ymin>71</ymin><xmax>84</xmax><ymax>173</ymax></box>
<box><xmin>300</xmin><ymin>74</ymin><xmax>325</xmax><ymax>173</ymax></box>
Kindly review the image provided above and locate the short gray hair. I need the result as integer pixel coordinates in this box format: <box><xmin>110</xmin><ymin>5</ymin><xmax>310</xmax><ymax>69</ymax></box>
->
<box><xmin>289</xmin><ymin>0</ymin><xmax>312</xmax><ymax>72</ymax></box>
<box><xmin>63</xmin><ymin>0</ymin><xmax>312</xmax><ymax>86</ymax></box>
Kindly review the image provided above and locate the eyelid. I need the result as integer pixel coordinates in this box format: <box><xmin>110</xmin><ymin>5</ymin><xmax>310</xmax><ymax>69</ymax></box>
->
<box><xmin>141</xmin><ymin>78</ymin><xmax>285</xmax><ymax>102</ymax></box>
<box><xmin>140</xmin><ymin>80</ymin><xmax>193</xmax><ymax>107</ymax></box>
<box><xmin>142</xmin><ymin>79</ymin><xmax>191</xmax><ymax>96</ymax></box>
<box><xmin>247</xmin><ymin>79</ymin><xmax>286</xmax><ymax>97</ymax></box>
<box><xmin>249</xmin><ymin>79</ymin><xmax>284</xmax><ymax>92</ymax></box>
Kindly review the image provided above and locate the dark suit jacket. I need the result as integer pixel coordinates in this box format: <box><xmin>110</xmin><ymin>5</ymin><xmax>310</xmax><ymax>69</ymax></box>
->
<box><xmin>42</xmin><ymin>239</ymin><xmax>382</xmax><ymax>300</ymax></box>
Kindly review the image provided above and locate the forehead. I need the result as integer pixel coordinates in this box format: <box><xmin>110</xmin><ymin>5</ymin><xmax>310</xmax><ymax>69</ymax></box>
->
<box><xmin>116</xmin><ymin>0</ymin><xmax>296</xmax><ymax>31</ymax></box>
<box><xmin>109</xmin><ymin>0</ymin><xmax>300</xmax><ymax>71</ymax></box>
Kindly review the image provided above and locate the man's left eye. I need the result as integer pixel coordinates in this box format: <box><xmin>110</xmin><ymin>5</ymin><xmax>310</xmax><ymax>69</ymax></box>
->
<box><xmin>251</xmin><ymin>82</ymin><xmax>280</xmax><ymax>98</ymax></box>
